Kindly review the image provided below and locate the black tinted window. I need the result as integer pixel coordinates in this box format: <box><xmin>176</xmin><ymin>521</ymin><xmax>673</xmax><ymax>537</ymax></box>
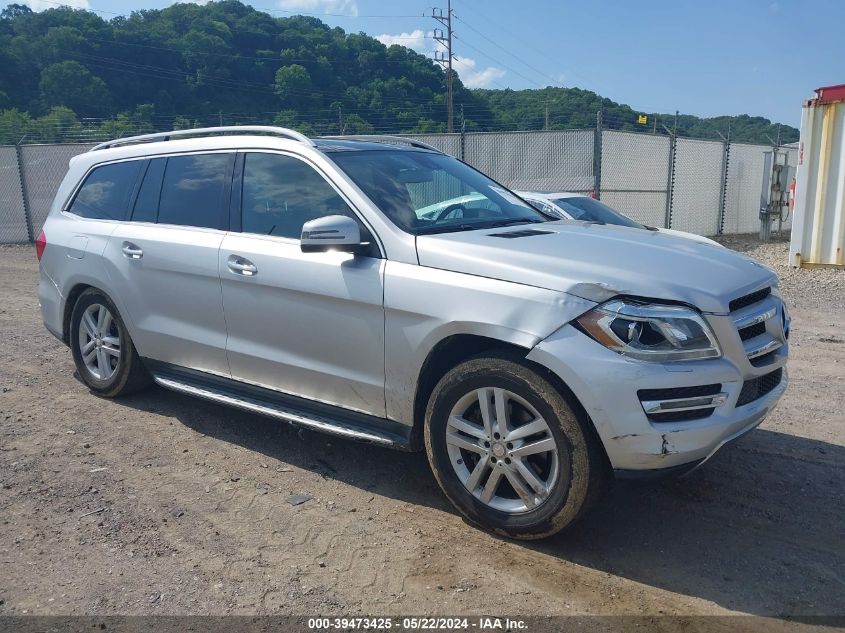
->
<box><xmin>157</xmin><ymin>154</ymin><xmax>232</xmax><ymax>229</ymax></box>
<box><xmin>68</xmin><ymin>161</ymin><xmax>141</xmax><ymax>220</ymax></box>
<box><xmin>131</xmin><ymin>158</ymin><xmax>165</xmax><ymax>223</ymax></box>
<box><xmin>241</xmin><ymin>153</ymin><xmax>355</xmax><ymax>239</ymax></box>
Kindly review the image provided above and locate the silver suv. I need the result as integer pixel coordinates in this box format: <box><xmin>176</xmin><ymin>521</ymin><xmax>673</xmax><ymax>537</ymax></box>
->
<box><xmin>37</xmin><ymin>127</ymin><xmax>789</xmax><ymax>539</ymax></box>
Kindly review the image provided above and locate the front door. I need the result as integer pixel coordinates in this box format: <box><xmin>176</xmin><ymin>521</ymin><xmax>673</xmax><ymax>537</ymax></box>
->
<box><xmin>219</xmin><ymin>151</ymin><xmax>386</xmax><ymax>417</ymax></box>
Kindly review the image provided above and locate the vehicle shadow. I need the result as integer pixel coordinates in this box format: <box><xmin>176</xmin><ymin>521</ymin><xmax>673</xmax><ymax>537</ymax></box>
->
<box><xmin>117</xmin><ymin>385</ymin><xmax>844</xmax><ymax>619</ymax></box>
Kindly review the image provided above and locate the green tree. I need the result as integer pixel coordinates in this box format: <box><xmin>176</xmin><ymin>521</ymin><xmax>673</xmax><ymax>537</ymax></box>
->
<box><xmin>274</xmin><ymin>64</ymin><xmax>312</xmax><ymax>108</ymax></box>
<box><xmin>39</xmin><ymin>61</ymin><xmax>110</xmax><ymax>117</ymax></box>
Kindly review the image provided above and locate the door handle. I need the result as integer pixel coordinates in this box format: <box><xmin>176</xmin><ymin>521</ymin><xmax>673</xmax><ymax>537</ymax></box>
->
<box><xmin>121</xmin><ymin>242</ymin><xmax>143</xmax><ymax>259</ymax></box>
<box><xmin>227</xmin><ymin>255</ymin><xmax>258</xmax><ymax>276</ymax></box>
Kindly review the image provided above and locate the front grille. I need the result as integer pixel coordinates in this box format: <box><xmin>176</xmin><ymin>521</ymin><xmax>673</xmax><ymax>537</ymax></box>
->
<box><xmin>637</xmin><ymin>384</ymin><xmax>721</xmax><ymax>401</ymax></box>
<box><xmin>750</xmin><ymin>350</ymin><xmax>778</xmax><ymax>367</ymax></box>
<box><xmin>648</xmin><ymin>408</ymin><xmax>715</xmax><ymax>423</ymax></box>
<box><xmin>736</xmin><ymin>368</ymin><xmax>783</xmax><ymax>407</ymax></box>
<box><xmin>729</xmin><ymin>287</ymin><xmax>771</xmax><ymax>312</ymax></box>
<box><xmin>738</xmin><ymin>321</ymin><xmax>767</xmax><ymax>341</ymax></box>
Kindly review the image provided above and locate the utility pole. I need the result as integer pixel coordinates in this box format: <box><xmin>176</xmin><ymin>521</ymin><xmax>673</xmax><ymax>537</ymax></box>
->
<box><xmin>432</xmin><ymin>0</ymin><xmax>454</xmax><ymax>133</ymax></box>
<box><xmin>544</xmin><ymin>103</ymin><xmax>549</xmax><ymax>131</ymax></box>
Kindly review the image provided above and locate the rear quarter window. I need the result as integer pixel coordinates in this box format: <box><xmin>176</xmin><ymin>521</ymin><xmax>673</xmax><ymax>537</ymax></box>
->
<box><xmin>67</xmin><ymin>160</ymin><xmax>142</xmax><ymax>220</ymax></box>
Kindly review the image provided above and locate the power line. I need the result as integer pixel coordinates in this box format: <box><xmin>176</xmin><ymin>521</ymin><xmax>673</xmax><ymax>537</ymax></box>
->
<box><xmin>58</xmin><ymin>49</ymin><xmax>450</xmax><ymax>109</ymax></box>
<box><xmin>452</xmin><ymin>14</ymin><xmax>564</xmax><ymax>89</ymax></box>
<box><xmin>457</xmin><ymin>0</ymin><xmax>595</xmax><ymax>90</ymax></box>
<box><xmin>78</xmin><ymin>35</ymin><xmax>437</xmax><ymax>66</ymax></box>
<box><xmin>453</xmin><ymin>35</ymin><xmax>544</xmax><ymax>90</ymax></box>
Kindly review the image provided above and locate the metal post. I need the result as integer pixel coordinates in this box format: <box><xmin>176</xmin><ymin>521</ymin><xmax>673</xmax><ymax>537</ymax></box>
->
<box><xmin>432</xmin><ymin>2</ymin><xmax>454</xmax><ymax>133</ymax></box>
<box><xmin>663</xmin><ymin>125</ymin><xmax>677</xmax><ymax>229</ymax></box>
<box><xmin>15</xmin><ymin>141</ymin><xmax>34</xmax><ymax>243</ymax></box>
<box><xmin>593</xmin><ymin>109</ymin><xmax>603</xmax><ymax>199</ymax></box>
<box><xmin>459</xmin><ymin>103</ymin><xmax>466</xmax><ymax>161</ymax></box>
<box><xmin>717</xmin><ymin>130</ymin><xmax>731</xmax><ymax>235</ymax></box>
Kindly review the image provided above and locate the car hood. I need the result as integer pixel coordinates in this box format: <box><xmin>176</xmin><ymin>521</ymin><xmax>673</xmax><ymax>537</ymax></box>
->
<box><xmin>656</xmin><ymin>226</ymin><xmax>723</xmax><ymax>247</ymax></box>
<box><xmin>415</xmin><ymin>221</ymin><xmax>776</xmax><ymax>314</ymax></box>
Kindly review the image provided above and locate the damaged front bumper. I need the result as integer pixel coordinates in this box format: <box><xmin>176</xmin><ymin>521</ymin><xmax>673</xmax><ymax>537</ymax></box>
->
<box><xmin>526</xmin><ymin>323</ymin><xmax>788</xmax><ymax>475</ymax></box>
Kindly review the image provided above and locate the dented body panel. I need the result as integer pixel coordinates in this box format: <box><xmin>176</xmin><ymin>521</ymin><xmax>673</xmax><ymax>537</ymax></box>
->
<box><xmin>383</xmin><ymin>261</ymin><xmax>596</xmax><ymax>424</ymax></box>
<box><xmin>527</xmin><ymin>315</ymin><xmax>788</xmax><ymax>471</ymax></box>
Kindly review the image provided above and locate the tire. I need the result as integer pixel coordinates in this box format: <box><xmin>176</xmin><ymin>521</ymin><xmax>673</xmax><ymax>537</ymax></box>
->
<box><xmin>424</xmin><ymin>352</ymin><xmax>607</xmax><ymax>540</ymax></box>
<box><xmin>69</xmin><ymin>288</ymin><xmax>151</xmax><ymax>398</ymax></box>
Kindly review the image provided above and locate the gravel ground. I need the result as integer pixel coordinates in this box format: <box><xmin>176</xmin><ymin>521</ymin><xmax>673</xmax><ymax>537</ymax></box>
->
<box><xmin>0</xmin><ymin>237</ymin><xmax>843</xmax><ymax>620</ymax></box>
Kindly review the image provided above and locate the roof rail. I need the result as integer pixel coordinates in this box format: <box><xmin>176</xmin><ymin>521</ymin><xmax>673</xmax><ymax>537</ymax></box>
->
<box><xmin>319</xmin><ymin>135</ymin><xmax>442</xmax><ymax>153</ymax></box>
<box><xmin>89</xmin><ymin>126</ymin><xmax>315</xmax><ymax>152</ymax></box>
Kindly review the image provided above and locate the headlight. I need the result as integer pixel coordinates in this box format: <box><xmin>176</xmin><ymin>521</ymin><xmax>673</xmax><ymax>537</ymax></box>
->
<box><xmin>575</xmin><ymin>299</ymin><xmax>721</xmax><ymax>362</ymax></box>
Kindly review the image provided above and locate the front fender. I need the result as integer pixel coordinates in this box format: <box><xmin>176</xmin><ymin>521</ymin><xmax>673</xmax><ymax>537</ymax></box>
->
<box><xmin>383</xmin><ymin>261</ymin><xmax>595</xmax><ymax>426</ymax></box>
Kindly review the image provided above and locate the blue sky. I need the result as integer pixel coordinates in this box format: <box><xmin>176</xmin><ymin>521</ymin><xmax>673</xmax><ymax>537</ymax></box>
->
<box><xmin>23</xmin><ymin>0</ymin><xmax>845</xmax><ymax>126</ymax></box>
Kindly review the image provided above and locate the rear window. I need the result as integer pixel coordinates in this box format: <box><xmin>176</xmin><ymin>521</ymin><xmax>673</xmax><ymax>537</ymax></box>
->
<box><xmin>157</xmin><ymin>154</ymin><xmax>233</xmax><ymax>229</ymax></box>
<box><xmin>553</xmin><ymin>197</ymin><xmax>644</xmax><ymax>229</ymax></box>
<box><xmin>68</xmin><ymin>161</ymin><xmax>142</xmax><ymax>220</ymax></box>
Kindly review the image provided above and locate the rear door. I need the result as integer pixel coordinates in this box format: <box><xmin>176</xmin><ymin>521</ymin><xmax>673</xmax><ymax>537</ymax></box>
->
<box><xmin>219</xmin><ymin>151</ymin><xmax>386</xmax><ymax>416</ymax></box>
<box><xmin>104</xmin><ymin>152</ymin><xmax>235</xmax><ymax>375</ymax></box>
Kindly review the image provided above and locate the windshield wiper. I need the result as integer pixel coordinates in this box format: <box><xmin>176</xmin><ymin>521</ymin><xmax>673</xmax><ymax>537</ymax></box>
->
<box><xmin>484</xmin><ymin>217</ymin><xmax>545</xmax><ymax>228</ymax></box>
<box><xmin>415</xmin><ymin>223</ymin><xmax>486</xmax><ymax>235</ymax></box>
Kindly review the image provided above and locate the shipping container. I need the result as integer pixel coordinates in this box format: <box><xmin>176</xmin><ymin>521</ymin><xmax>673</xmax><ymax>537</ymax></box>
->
<box><xmin>789</xmin><ymin>85</ymin><xmax>845</xmax><ymax>267</ymax></box>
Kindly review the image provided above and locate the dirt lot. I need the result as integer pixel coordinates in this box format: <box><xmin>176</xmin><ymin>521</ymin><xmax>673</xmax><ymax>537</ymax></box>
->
<box><xmin>0</xmin><ymin>236</ymin><xmax>843</xmax><ymax>619</ymax></box>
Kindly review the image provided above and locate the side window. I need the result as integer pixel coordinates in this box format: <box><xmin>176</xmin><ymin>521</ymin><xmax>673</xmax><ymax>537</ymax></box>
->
<box><xmin>68</xmin><ymin>160</ymin><xmax>142</xmax><ymax>220</ymax></box>
<box><xmin>131</xmin><ymin>158</ymin><xmax>166</xmax><ymax>223</ymax></box>
<box><xmin>157</xmin><ymin>153</ymin><xmax>233</xmax><ymax>229</ymax></box>
<box><xmin>241</xmin><ymin>153</ymin><xmax>356</xmax><ymax>239</ymax></box>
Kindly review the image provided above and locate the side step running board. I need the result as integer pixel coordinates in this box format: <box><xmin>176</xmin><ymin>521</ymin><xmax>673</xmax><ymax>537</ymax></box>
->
<box><xmin>152</xmin><ymin>373</ymin><xmax>411</xmax><ymax>449</ymax></box>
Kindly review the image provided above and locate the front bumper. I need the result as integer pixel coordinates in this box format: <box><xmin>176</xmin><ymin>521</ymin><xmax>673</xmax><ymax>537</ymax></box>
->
<box><xmin>526</xmin><ymin>323</ymin><xmax>788</xmax><ymax>473</ymax></box>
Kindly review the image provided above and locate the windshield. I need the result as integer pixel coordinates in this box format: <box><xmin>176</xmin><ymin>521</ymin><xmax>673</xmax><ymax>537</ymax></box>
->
<box><xmin>552</xmin><ymin>197</ymin><xmax>644</xmax><ymax>229</ymax></box>
<box><xmin>329</xmin><ymin>150</ymin><xmax>546</xmax><ymax>234</ymax></box>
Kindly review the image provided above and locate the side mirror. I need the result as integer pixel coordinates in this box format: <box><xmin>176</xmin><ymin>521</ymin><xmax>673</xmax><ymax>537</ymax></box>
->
<box><xmin>300</xmin><ymin>215</ymin><xmax>364</xmax><ymax>254</ymax></box>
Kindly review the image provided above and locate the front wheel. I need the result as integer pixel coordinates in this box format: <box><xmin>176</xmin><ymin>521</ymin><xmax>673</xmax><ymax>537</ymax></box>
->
<box><xmin>424</xmin><ymin>354</ymin><xmax>606</xmax><ymax>540</ymax></box>
<box><xmin>69</xmin><ymin>288</ymin><xmax>151</xmax><ymax>397</ymax></box>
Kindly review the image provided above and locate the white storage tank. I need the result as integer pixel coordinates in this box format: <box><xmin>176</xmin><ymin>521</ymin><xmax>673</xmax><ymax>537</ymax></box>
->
<box><xmin>789</xmin><ymin>84</ymin><xmax>845</xmax><ymax>267</ymax></box>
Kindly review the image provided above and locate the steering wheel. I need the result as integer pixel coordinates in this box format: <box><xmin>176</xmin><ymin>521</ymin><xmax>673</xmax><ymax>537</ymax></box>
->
<box><xmin>434</xmin><ymin>203</ymin><xmax>470</xmax><ymax>221</ymax></box>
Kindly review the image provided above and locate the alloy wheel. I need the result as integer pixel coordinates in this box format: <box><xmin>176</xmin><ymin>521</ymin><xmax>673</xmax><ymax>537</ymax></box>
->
<box><xmin>78</xmin><ymin>303</ymin><xmax>121</xmax><ymax>381</ymax></box>
<box><xmin>445</xmin><ymin>387</ymin><xmax>564</xmax><ymax>513</ymax></box>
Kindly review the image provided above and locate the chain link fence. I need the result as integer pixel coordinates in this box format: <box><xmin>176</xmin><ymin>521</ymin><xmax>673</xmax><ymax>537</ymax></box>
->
<box><xmin>0</xmin><ymin>146</ymin><xmax>28</xmax><ymax>243</ymax></box>
<box><xmin>462</xmin><ymin>129</ymin><xmax>594</xmax><ymax>193</ymax></box>
<box><xmin>19</xmin><ymin>144</ymin><xmax>96</xmax><ymax>240</ymax></box>
<box><xmin>598</xmin><ymin>131</ymin><xmax>671</xmax><ymax>227</ymax></box>
<box><xmin>0</xmin><ymin>126</ymin><xmax>789</xmax><ymax>244</ymax></box>
<box><xmin>670</xmin><ymin>137</ymin><xmax>725</xmax><ymax>236</ymax></box>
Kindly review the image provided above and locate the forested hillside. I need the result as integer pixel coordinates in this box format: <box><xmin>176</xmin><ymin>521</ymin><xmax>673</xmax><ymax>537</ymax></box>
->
<box><xmin>0</xmin><ymin>1</ymin><xmax>797</xmax><ymax>144</ymax></box>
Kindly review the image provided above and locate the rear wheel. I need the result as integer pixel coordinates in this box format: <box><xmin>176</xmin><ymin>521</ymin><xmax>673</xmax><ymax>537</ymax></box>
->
<box><xmin>70</xmin><ymin>289</ymin><xmax>151</xmax><ymax>397</ymax></box>
<box><xmin>424</xmin><ymin>353</ymin><xmax>606</xmax><ymax>540</ymax></box>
